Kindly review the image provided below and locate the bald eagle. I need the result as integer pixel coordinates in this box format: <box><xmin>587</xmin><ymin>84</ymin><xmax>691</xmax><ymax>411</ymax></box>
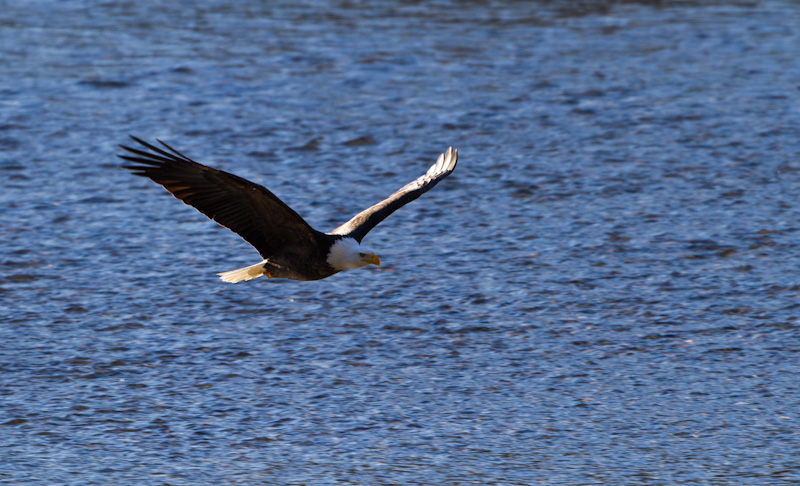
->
<box><xmin>119</xmin><ymin>137</ymin><xmax>458</xmax><ymax>282</ymax></box>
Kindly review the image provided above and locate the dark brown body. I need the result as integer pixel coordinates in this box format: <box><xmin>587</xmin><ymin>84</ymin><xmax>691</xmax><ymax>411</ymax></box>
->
<box><xmin>262</xmin><ymin>233</ymin><xmax>343</xmax><ymax>281</ymax></box>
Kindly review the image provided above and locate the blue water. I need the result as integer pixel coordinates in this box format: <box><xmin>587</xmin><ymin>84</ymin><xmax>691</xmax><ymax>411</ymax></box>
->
<box><xmin>3</xmin><ymin>1</ymin><xmax>800</xmax><ymax>484</ymax></box>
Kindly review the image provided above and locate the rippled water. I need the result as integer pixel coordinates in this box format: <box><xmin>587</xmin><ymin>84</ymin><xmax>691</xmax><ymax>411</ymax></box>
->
<box><xmin>3</xmin><ymin>1</ymin><xmax>800</xmax><ymax>484</ymax></box>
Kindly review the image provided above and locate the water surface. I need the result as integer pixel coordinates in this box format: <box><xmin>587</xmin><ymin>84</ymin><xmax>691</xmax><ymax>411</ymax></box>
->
<box><xmin>2</xmin><ymin>1</ymin><xmax>800</xmax><ymax>484</ymax></box>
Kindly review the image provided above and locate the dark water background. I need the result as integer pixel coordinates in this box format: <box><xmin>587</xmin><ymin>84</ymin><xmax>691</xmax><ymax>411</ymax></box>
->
<box><xmin>3</xmin><ymin>1</ymin><xmax>800</xmax><ymax>484</ymax></box>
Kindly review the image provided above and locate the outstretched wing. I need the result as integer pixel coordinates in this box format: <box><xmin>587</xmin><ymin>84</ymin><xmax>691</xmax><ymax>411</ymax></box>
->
<box><xmin>119</xmin><ymin>136</ymin><xmax>323</xmax><ymax>257</ymax></box>
<box><xmin>330</xmin><ymin>147</ymin><xmax>458</xmax><ymax>243</ymax></box>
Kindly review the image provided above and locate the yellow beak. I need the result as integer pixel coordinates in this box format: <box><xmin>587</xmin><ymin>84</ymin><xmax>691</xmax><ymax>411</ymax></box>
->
<box><xmin>368</xmin><ymin>253</ymin><xmax>380</xmax><ymax>267</ymax></box>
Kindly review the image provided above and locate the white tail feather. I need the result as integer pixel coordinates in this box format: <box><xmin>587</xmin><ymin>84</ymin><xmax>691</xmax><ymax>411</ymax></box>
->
<box><xmin>217</xmin><ymin>260</ymin><xmax>268</xmax><ymax>283</ymax></box>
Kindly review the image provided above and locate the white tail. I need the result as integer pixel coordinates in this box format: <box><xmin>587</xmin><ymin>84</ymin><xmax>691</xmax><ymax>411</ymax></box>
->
<box><xmin>217</xmin><ymin>260</ymin><xmax>268</xmax><ymax>283</ymax></box>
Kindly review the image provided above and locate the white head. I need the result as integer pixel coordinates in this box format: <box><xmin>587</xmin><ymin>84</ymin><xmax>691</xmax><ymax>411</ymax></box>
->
<box><xmin>327</xmin><ymin>238</ymin><xmax>380</xmax><ymax>272</ymax></box>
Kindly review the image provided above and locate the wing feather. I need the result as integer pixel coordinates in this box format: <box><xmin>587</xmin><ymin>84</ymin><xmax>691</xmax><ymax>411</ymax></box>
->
<box><xmin>119</xmin><ymin>136</ymin><xmax>323</xmax><ymax>257</ymax></box>
<box><xmin>330</xmin><ymin>147</ymin><xmax>458</xmax><ymax>242</ymax></box>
